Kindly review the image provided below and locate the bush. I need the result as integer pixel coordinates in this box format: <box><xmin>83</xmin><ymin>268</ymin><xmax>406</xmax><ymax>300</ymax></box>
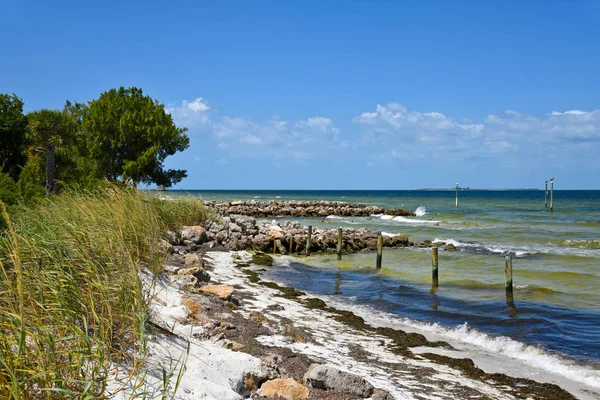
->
<box><xmin>0</xmin><ymin>188</ymin><xmax>207</xmax><ymax>398</ymax></box>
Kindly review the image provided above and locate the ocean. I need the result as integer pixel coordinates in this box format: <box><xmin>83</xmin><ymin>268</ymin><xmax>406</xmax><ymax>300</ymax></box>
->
<box><xmin>167</xmin><ymin>189</ymin><xmax>600</xmax><ymax>392</ymax></box>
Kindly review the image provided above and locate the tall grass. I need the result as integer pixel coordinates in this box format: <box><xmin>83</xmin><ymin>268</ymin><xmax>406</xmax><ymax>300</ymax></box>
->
<box><xmin>0</xmin><ymin>188</ymin><xmax>208</xmax><ymax>399</ymax></box>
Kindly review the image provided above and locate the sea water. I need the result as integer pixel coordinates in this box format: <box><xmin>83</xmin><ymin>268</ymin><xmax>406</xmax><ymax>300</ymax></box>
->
<box><xmin>167</xmin><ymin>190</ymin><xmax>600</xmax><ymax>392</ymax></box>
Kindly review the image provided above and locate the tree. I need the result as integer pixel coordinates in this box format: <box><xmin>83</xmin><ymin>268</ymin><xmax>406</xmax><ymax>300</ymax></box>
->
<box><xmin>0</xmin><ymin>94</ymin><xmax>28</xmax><ymax>180</ymax></box>
<box><xmin>26</xmin><ymin>109</ymin><xmax>75</xmax><ymax>195</ymax></box>
<box><xmin>83</xmin><ymin>87</ymin><xmax>189</xmax><ymax>188</ymax></box>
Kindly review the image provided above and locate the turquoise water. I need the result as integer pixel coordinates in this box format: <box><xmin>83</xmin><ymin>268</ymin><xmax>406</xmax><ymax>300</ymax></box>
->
<box><xmin>167</xmin><ymin>190</ymin><xmax>600</xmax><ymax>367</ymax></box>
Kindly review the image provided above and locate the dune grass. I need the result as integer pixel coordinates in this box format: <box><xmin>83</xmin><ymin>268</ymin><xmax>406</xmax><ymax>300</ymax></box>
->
<box><xmin>0</xmin><ymin>188</ymin><xmax>208</xmax><ymax>399</ymax></box>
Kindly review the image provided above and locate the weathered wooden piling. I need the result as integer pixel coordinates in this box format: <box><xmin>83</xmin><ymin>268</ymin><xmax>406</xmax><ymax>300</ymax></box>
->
<box><xmin>306</xmin><ymin>225</ymin><xmax>312</xmax><ymax>256</ymax></box>
<box><xmin>432</xmin><ymin>247</ymin><xmax>439</xmax><ymax>290</ymax></box>
<box><xmin>289</xmin><ymin>236</ymin><xmax>293</xmax><ymax>254</ymax></box>
<box><xmin>376</xmin><ymin>234</ymin><xmax>383</xmax><ymax>269</ymax></box>
<box><xmin>273</xmin><ymin>239</ymin><xmax>276</xmax><ymax>255</ymax></box>
<box><xmin>337</xmin><ymin>228</ymin><xmax>343</xmax><ymax>260</ymax></box>
<box><xmin>505</xmin><ymin>255</ymin><xmax>514</xmax><ymax>305</ymax></box>
<box><xmin>550</xmin><ymin>178</ymin><xmax>554</xmax><ymax>212</ymax></box>
<box><xmin>544</xmin><ymin>180</ymin><xmax>548</xmax><ymax>208</ymax></box>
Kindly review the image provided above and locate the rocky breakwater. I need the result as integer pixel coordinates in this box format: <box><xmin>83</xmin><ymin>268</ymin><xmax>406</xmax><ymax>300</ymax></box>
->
<box><xmin>167</xmin><ymin>215</ymin><xmax>411</xmax><ymax>255</ymax></box>
<box><xmin>206</xmin><ymin>200</ymin><xmax>416</xmax><ymax>218</ymax></box>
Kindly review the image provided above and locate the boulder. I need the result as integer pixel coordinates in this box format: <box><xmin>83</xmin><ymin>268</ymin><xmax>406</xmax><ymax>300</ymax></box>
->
<box><xmin>252</xmin><ymin>234</ymin><xmax>271</xmax><ymax>252</ymax></box>
<box><xmin>260</xmin><ymin>378</ymin><xmax>309</xmax><ymax>400</ymax></box>
<box><xmin>184</xmin><ymin>253</ymin><xmax>201</xmax><ymax>266</ymax></box>
<box><xmin>303</xmin><ymin>363</ymin><xmax>374</xmax><ymax>397</ymax></box>
<box><xmin>200</xmin><ymin>285</ymin><xmax>234</xmax><ymax>299</ymax></box>
<box><xmin>180</xmin><ymin>226</ymin><xmax>208</xmax><ymax>244</ymax></box>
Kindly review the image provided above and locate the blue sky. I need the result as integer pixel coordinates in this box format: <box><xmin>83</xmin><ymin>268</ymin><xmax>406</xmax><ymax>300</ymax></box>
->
<box><xmin>2</xmin><ymin>1</ymin><xmax>599</xmax><ymax>189</ymax></box>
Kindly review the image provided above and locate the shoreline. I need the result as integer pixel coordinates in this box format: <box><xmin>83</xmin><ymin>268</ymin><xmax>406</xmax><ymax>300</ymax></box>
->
<box><xmin>107</xmin><ymin>244</ymin><xmax>596</xmax><ymax>399</ymax></box>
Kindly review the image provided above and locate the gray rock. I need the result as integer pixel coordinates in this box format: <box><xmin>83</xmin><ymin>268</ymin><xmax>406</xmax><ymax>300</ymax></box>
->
<box><xmin>303</xmin><ymin>363</ymin><xmax>374</xmax><ymax>397</ymax></box>
<box><xmin>180</xmin><ymin>226</ymin><xmax>208</xmax><ymax>245</ymax></box>
<box><xmin>372</xmin><ymin>389</ymin><xmax>395</xmax><ymax>400</ymax></box>
<box><xmin>252</xmin><ymin>234</ymin><xmax>271</xmax><ymax>252</ymax></box>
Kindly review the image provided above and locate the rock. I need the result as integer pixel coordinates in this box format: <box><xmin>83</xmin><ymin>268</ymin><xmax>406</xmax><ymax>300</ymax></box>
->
<box><xmin>303</xmin><ymin>363</ymin><xmax>374</xmax><ymax>397</ymax></box>
<box><xmin>184</xmin><ymin>253</ymin><xmax>201</xmax><ymax>266</ymax></box>
<box><xmin>163</xmin><ymin>264</ymin><xmax>181</xmax><ymax>274</ymax></box>
<box><xmin>180</xmin><ymin>226</ymin><xmax>207</xmax><ymax>244</ymax></box>
<box><xmin>249</xmin><ymin>311</ymin><xmax>269</xmax><ymax>324</ymax></box>
<box><xmin>200</xmin><ymin>285</ymin><xmax>234</xmax><ymax>299</ymax></box>
<box><xmin>178</xmin><ymin>266</ymin><xmax>210</xmax><ymax>282</ymax></box>
<box><xmin>252</xmin><ymin>251</ymin><xmax>273</xmax><ymax>266</ymax></box>
<box><xmin>260</xmin><ymin>378</ymin><xmax>309</xmax><ymax>400</ymax></box>
<box><xmin>445</xmin><ymin>243</ymin><xmax>458</xmax><ymax>251</ymax></box>
<box><xmin>267</xmin><ymin>229</ymin><xmax>284</xmax><ymax>239</ymax></box>
<box><xmin>252</xmin><ymin>234</ymin><xmax>271</xmax><ymax>252</ymax></box>
<box><xmin>372</xmin><ymin>388</ymin><xmax>395</xmax><ymax>400</ymax></box>
<box><xmin>215</xmin><ymin>230</ymin><xmax>228</xmax><ymax>245</ymax></box>
<box><xmin>166</xmin><ymin>230</ymin><xmax>180</xmax><ymax>245</ymax></box>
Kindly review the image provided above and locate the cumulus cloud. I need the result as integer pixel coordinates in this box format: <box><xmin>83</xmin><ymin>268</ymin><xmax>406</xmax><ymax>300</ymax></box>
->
<box><xmin>166</xmin><ymin>97</ymin><xmax>212</xmax><ymax>127</ymax></box>
<box><xmin>295</xmin><ymin>117</ymin><xmax>340</xmax><ymax>133</ymax></box>
<box><xmin>354</xmin><ymin>102</ymin><xmax>600</xmax><ymax>169</ymax></box>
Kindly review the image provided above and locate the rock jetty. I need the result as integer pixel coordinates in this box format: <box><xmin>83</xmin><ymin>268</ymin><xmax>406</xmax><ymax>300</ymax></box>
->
<box><xmin>167</xmin><ymin>214</ymin><xmax>411</xmax><ymax>255</ymax></box>
<box><xmin>206</xmin><ymin>200</ymin><xmax>415</xmax><ymax>218</ymax></box>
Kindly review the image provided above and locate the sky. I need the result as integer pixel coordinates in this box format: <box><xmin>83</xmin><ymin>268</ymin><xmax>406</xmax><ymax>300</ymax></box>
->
<box><xmin>2</xmin><ymin>0</ymin><xmax>600</xmax><ymax>189</ymax></box>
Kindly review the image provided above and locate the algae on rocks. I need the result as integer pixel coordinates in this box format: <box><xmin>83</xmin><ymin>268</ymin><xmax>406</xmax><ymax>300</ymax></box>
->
<box><xmin>252</xmin><ymin>251</ymin><xmax>273</xmax><ymax>266</ymax></box>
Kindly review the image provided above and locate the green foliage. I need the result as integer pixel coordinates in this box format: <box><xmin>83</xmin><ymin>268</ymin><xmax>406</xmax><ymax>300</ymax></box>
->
<box><xmin>84</xmin><ymin>87</ymin><xmax>189</xmax><ymax>188</ymax></box>
<box><xmin>0</xmin><ymin>188</ymin><xmax>208</xmax><ymax>398</ymax></box>
<box><xmin>0</xmin><ymin>94</ymin><xmax>28</xmax><ymax>180</ymax></box>
<box><xmin>26</xmin><ymin>109</ymin><xmax>77</xmax><ymax>195</ymax></box>
<box><xmin>15</xmin><ymin>157</ymin><xmax>45</xmax><ymax>202</ymax></box>
<box><xmin>0</xmin><ymin>172</ymin><xmax>19</xmax><ymax>206</ymax></box>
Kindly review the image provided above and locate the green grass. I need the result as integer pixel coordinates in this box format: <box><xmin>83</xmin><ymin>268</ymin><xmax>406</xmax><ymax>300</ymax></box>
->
<box><xmin>0</xmin><ymin>188</ymin><xmax>209</xmax><ymax>399</ymax></box>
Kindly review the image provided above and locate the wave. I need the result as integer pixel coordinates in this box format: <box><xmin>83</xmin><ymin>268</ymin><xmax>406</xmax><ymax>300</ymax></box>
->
<box><xmin>415</xmin><ymin>206</ymin><xmax>427</xmax><ymax>216</ymax></box>
<box><xmin>372</xmin><ymin>214</ymin><xmax>440</xmax><ymax>225</ymax></box>
<box><xmin>382</xmin><ymin>231</ymin><xmax>401</xmax><ymax>237</ymax></box>
<box><xmin>432</xmin><ymin>238</ymin><xmax>600</xmax><ymax>258</ymax></box>
<box><xmin>443</xmin><ymin>280</ymin><xmax>565</xmax><ymax>296</ymax></box>
<box><xmin>550</xmin><ymin>239</ymin><xmax>600</xmax><ymax>250</ymax></box>
<box><xmin>433</xmin><ymin>238</ymin><xmax>531</xmax><ymax>257</ymax></box>
<box><xmin>337</xmin><ymin>301</ymin><xmax>600</xmax><ymax>390</ymax></box>
<box><xmin>275</xmin><ymin>196</ymin><xmax>281</xmax><ymax>199</ymax></box>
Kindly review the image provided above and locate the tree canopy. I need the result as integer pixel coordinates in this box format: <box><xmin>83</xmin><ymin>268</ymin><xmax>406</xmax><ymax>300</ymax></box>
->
<box><xmin>0</xmin><ymin>93</ymin><xmax>28</xmax><ymax>179</ymax></box>
<box><xmin>26</xmin><ymin>109</ymin><xmax>76</xmax><ymax>194</ymax></box>
<box><xmin>83</xmin><ymin>87</ymin><xmax>189</xmax><ymax>188</ymax></box>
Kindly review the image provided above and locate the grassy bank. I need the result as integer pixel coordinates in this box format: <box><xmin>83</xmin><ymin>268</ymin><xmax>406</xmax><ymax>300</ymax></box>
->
<box><xmin>0</xmin><ymin>188</ymin><xmax>208</xmax><ymax>399</ymax></box>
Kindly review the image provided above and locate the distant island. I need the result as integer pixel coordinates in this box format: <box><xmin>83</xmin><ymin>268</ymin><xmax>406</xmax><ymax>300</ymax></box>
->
<box><xmin>416</xmin><ymin>188</ymin><xmax>542</xmax><ymax>191</ymax></box>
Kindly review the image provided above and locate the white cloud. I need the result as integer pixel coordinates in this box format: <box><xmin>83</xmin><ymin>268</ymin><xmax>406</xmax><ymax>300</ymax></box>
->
<box><xmin>295</xmin><ymin>117</ymin><xmax>340</xmax><ymax>134</ymax></box>
<box><xmin>355</xmin><ymin>103</ymin><xmax>600</xmax><ymax>169</ymax></box>
<box><xmin>166</xmin><ymin>97</ymin><xmax>212</xmax><ymax>128</ymax></box>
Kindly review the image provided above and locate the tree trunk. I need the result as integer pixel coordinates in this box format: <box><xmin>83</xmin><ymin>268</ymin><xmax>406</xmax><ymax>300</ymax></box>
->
<box><xmin>45</xmin><ymin>143</ymin><xmax>57</xmax><ymax>195</ymax></box>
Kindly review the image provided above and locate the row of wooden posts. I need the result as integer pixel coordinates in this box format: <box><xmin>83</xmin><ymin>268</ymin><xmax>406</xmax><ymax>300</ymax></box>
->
<box><xmin>277</xmin><ymin>225</ymin><xmax>515</xmax><ymax>306</ymax></box>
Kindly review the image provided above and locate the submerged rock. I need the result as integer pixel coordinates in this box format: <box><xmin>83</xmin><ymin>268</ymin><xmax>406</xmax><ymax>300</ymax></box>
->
<box><xmin>252</xmin><ymin>251</ymin><xmax>273</xmax><ymax>266</ymax></box>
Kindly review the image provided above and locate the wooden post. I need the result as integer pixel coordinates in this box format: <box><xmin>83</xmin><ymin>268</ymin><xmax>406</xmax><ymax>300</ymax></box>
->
<box><xmin>337</xmin><ymin>228</ymin><xmax>343</xmax><ymax>260</ymax></box>
<box><xmin>505</xmin><ymin>255</ymin><xmax>514</xmax><ymax>305</ymax></box>
<box><xmin>289</xmin><ymin>236</ymin><xmax>293</xmax><ymax>254</ymax></box>
<box><xmin>306</xmin><ymin>225</ymin><xmax>312</xmax><ymax>256</ymax></box>
<box><xmin>376</xmin><ymin>234</ymin><xmax>383</xmax><ymax>269</ymax></box>
<box><xmin>432</xmin><ymin>247</ymin><xmax>439</xmax><ymax>290</ymax></box>
<box><xmin>544</xmin><ymin>181</ymin><xmax>548</xmax><ymax>208</ymax></box>
<box><xmin>455</xmin><ymin>183</ymin><xmax>459</xmax><ymax>208</ymax></box>
<box><xmin>550</xmin><ymin>179</ymin><xmax>554</xmax><ymax>212</ymax></box>
<box><xmin>273</xmin><ymin>239</ymin><xmax>276</xmax><ymax>255</ymax></box>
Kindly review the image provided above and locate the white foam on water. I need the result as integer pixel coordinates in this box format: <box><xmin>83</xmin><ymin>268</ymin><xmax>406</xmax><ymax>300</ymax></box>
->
<box><xmin>254</xmin><ymin>196</ymin><xmax>261</xmax><ymax>198</ymax></box>
<box><xmin>415</xmin><ymin>206</ymin><xmax>427</xmax><ymax>216</ymax></box>
<box><xmin>382</xmin><ymin>231</ymin><xmax>400</xmax><ymax>237</ymax></box>
<box><xmin>433</xmin><ymin>237</ymin><xmax>599</xmax><ymax>258</ymax></box>
<box><xmin>275</xmin><ymin>196</ymin><xmax>281</xmax><ymax>198</ymax></box>
<box><xmin>372</xmin><ymin>214</ymin><xmax>440</xmax><ymax>224</ymax></box>
<box><xmin>326</xmin><ymin>215</ymin><xmax>343</xmax><ymax>219</ymax></box>
<box><xmin>322</xmin><ymin>298</ymin><xmax>600</xmax><ymax>396</ymax></box>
